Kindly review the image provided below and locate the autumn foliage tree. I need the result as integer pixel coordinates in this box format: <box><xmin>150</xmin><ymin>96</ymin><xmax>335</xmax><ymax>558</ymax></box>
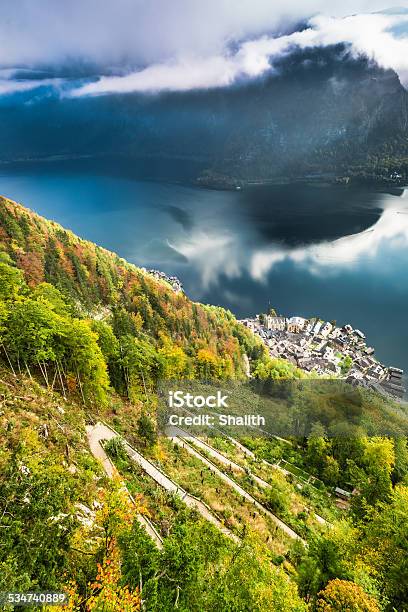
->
<box><xmin>316</xmin><ymin>579</ymin><xmax>380</xmax><ymax>612</ymax></box>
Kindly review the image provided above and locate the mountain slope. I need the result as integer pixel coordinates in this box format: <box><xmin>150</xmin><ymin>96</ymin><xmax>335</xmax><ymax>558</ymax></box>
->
<box><xmin>2</xmin><ymin>45</ymin><xmax>408</xmax><ymax>185</ymax></box>
<box><xmin>0</xmin><ymin>195</ymin><xmax>262</xmax><ymax>384</ymax></box>
<box><xmin>0</xmin><ymin>197</ymin><xmax>309</xmax><ymax>611</ymax></box>
<box><xmin>0</xmin><ymin>197</ymin><xmax>407</xmax><ymax>611</ymax></box>
<box><xmin>0</xmin><ymin>365</ymin><xmax>111</xmax><ymax>597</ymax></box>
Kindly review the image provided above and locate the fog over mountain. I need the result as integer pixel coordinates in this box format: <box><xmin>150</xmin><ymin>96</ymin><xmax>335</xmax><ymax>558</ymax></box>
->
<box><xmin>1</xmin><ymin>4</ymin><xmax>408</xmax><ymax>93</ymax></box>
<box><xmin>1</xmin><ymin>4</ymin><xmax>408</xmax><ymax>182</ymax></box>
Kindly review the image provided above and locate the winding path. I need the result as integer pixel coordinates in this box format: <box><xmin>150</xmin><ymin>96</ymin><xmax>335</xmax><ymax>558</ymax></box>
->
<box><xmin>168</xmin><ymin>425</ymin><xmax>271</xmax><ymax>489</ymax></box>
<box><xmin>87</xmin><ymin>422</ymin><xmax>239</xmax><ymax>544</ymax></box>
<box><xmin>169</xmin><ymin>420</ymin><xmax>329</xmax><ymax>528</ymax></box>
<box><xmin>167</xmin><ymin>426</ymin><xmax>306</xmax><ymax>544</ymax></box>
<box><xmin>86</xmin><ymin>423</ymin><xmax>164</xmax><ymax>549</ymax></box>
<box><xmin>224</xmin><ymin>435</ymin><xmax>329</xmax><ymax>526</ymax></box>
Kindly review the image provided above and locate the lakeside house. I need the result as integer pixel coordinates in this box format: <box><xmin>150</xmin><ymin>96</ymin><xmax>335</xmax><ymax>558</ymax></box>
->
<box><xmin>287</xmin><ymin>316</ymin><xmax>307</xmax><ymax>333</ymax></box>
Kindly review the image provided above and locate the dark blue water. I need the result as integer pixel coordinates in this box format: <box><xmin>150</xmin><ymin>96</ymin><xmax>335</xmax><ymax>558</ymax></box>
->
<box><xmin>1</xmin><ymin>161</ymin><xmax>408</xmax><ymax>374</ymax></box>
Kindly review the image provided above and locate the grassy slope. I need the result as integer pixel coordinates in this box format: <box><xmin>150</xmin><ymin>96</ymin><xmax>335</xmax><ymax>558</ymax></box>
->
<box><xmin>0</xmin><ymin>366</ymin><xmax>108</xmax><ymax>592</ymax></box>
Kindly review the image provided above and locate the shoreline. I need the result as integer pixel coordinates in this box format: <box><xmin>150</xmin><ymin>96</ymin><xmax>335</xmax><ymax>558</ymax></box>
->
<box><xmin>195</xmin><ymin>174</ymin><xmax>407</xmax><ymax>193</ymax></box>
<box><xmin>1</xmin><ymin>155</ymin><xmax>406</xmax><ymax>194</ymax></box>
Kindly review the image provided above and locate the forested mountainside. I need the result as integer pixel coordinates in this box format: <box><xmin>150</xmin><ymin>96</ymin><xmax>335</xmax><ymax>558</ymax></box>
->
<box><xmin>2</xmin><ymin>45</ymin><xmax>408</xmax><ymax>186</ymax></box>
<box><xmin>0</xmin><ymin>195</ymin><xmax>266</xmax><ymax>391</ymax></box>
<box><xmin>0</xmin><ymin>196</ymin><xmax>408</xmax><ymax>611</ymax></box>
<box><xmin>200</xmin><ymin>46</ymin><xmax>408</xmax><ymax>185</ymax></box>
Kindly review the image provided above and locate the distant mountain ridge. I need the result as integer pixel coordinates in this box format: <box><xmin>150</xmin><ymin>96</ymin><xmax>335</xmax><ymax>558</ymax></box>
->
<box><xmin>1</xmin><ymin>44</ymin><xmax>408</xmax><ymax>185</ymax></box>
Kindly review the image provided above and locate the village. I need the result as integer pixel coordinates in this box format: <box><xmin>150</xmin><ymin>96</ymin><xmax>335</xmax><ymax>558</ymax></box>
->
<box><xmin>240</xmin><ymin>312</ymin><xmax>405</xmax><ymax>399</ymax></box>
<box><xmin>140</xmin><ymin>264</ymin><xmax>405</xmax><ymax>400</ymax></box>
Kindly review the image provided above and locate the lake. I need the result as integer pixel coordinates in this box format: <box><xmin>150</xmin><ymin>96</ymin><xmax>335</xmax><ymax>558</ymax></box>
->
<box><xmin>1</xmin><ymin>160</ymin><xmax>408</xmax><ymax>375</ymax></box>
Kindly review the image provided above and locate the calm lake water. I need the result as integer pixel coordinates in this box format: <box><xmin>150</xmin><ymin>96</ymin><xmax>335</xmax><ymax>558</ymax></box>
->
<box><xmin>1</xmin><ymin>160</ymin><xmax>408</xmax><ymax>374</ymax></box>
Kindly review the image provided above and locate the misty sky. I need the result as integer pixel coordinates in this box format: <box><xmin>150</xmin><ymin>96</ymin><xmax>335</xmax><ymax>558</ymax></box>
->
<box><xmin>1</xmin><ymin>1</ymin><xmax>408</xmax><ymax>95</ymax></box>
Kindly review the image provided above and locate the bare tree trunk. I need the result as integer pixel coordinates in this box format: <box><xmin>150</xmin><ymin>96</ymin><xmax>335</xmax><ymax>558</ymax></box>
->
<box><xmin>139</xmin><ymin>571</ymin><xmax>146</xmax><ymax>612</ymax></box>
<box><xmin>24</xmin><ymin>361</ymin><xmax>33</xmax><ymax>380</ymax></box>
<box><xmin>76</xmin><ymin>367</ymin><xmax>86</xmax><ymax>405</ymax></box>
<box><xmin>122</xmin><ymin>365</ymin><xmax>130</xmax><ymax>399</ymax></box>
<box><xmin>43</xmin><ymin>361</ymin><xmax>49</xmax><ymax>387</ymax></box>
<box><xmin>127</xmin><ymin>369</ymin><xmax>131</xmax><ymax>399</ymax></box>
<box><xmin>60</xmin><ymin>360</ymin><xmax>68</xmax><ymax>379</ymax></box>
<box><xmin>37</xmin><ymin>360</ymin><xmax>48</xmax><ymax>386</ymax></box>
<box><xmin>56</xmin><ymin>360</ymin><xmax>67</xmax><ymax>399</ymax></box>
<box><xmin>140</xmin><ymin>369</ymin><xmax>148</xmax><ymax>400</ymax></box>
<box><xmin>51</xmin><ymin>366</ymin><xmax>58</xmax><ymax>390</ymax></box>
<box><xmin>174</xmin><ymin>585</ymin><xmax>180</xmax><ymax>609</ymax></box>
<box><xmin>1</xmin><ymin>343</ymin><xmax>16</xmax><ymax>376</ymax></box>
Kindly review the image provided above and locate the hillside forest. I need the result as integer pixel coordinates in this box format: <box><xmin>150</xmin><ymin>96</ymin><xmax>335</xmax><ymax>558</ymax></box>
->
<box><xmin>0</xmin><ymin>196</ymin><xmax>407</xmax><ymax>611</ymax></box>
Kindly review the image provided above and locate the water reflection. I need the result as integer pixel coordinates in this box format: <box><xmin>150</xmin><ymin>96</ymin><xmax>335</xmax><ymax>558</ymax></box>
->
<box><xmin>251</xmin><ymin>189</ymin><xmax>408</xmax><ymax>279</ymax></box>
<box><xmin>170</xmin><ymin>186</ymin><xmax>408</xmax><ymax>286</ymax></box>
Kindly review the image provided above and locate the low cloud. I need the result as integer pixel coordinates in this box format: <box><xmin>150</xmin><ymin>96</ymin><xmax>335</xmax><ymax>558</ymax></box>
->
<box><xmin>0</xmin><ymin>1</ymin><xmax>407</xmax><ymax>98</ymax></box>
<box><xmin>71</xmin><ymin>11</ymin><xmax>408</xmax><ymax>96</ymax></box>
<box><xmin>71</xmin><ymin>55</ymin><xmax>242</xmax><ymax>96</ymax></box>
<box><xmin>0</xmin><ymin>76</ymin><xmax>61</xmax><ymax>96</ymax></box>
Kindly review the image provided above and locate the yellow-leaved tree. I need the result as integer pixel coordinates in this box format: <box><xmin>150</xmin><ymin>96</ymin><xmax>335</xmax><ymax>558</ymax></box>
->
<box><xmin>316</xmin><ymin>579</ymin><xmax>380</xmax><ymax>612</ymax></box>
